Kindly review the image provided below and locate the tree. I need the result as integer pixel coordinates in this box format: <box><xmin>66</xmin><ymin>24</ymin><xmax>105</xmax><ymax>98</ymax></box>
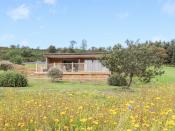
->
<box><xmin>48</xmin><ymin>45</ymin><xmax>57</xmax><ymax>53</ymax></box>
<box><xmin>69</xmin><ymin>40</ymin><xmax>77</xmax><ymax>49</ymax></box>
<box><xmin>10</xmin><ymin>45</ymin><xmax>17</xmax><ymax>48</ymax></box>
<box><xmin>69</xmin><ymin>40</ymin><xmax>77</xmax><ymax>53</ymax></box>
<box><xmin>101</xmin><ymin>42</ymin><xmax>166</xmax><ymax>88</ymax></box>
<box><xmin>80</xmin><ymin>39</ymin><xmax>87</xmax><ymax>50</ymax></box>
<box><xmin>171</xmin><ymin>46</ymin><xmax>175</xmax><ymax>64</ymax></box>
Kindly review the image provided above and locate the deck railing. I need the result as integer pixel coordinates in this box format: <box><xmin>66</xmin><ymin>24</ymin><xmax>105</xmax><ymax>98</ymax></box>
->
<box><xmin>35</xmin><ymin>63</ymin><xmax>109</xmax><ymax>73</ymax></box>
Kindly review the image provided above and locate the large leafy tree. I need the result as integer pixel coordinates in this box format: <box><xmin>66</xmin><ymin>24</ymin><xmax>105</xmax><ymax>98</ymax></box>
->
<box><xmin>48</xmin><ymin>45</ymin><xmax>57</xmax><ymax>53</ymax></box>
<box><xmin>101</xmin><ymin>42</ymin><xmax>167</xmax><ymax>88</ymax></box>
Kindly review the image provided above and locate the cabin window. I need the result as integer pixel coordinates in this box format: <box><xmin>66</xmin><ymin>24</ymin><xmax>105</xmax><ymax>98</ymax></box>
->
<box><xmin>84</xmin><ymin>60</ymin><xmax>107</xmax><ymax>72</ymax></box>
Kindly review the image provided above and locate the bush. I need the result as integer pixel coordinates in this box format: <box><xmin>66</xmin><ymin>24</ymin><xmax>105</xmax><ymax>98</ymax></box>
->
<box><xmin>0</xmin><ymin>61</ymin><xmax>14</xmax><ymax>71</ymax></box>
<box><xmin>108</xmin><ymin>74</ymin><xmax>127</xmax><ymax>86</ymax></box>
<box><xmin>48</xmin><ymin>67</ymin><xmax>63</xmax><ymax>82</ymax></box>
<box><xmin>0</xmin><ymin>71</ymin><xmax>28</xmax><ymax>87</ymax></box>
<box><xmin>10</xmin><ymin>56</ymin><xmax>23</xmax><ymax>64</ymax></box>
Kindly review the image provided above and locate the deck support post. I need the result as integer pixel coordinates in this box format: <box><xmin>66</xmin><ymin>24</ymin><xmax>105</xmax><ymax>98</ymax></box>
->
<box><xmin>46</xmin><ymin>58</ymin><xmax>48</xmax><ymax>69</ymax></box>
<box><xmin>72</xmin><ymin>62</ymin><xmax>74</xmax><ymax>72</ymax></box>
<box><xmin>35</xmin><ymin>63</ymin><xmax>38</xmax><ymax>73</ymax></box>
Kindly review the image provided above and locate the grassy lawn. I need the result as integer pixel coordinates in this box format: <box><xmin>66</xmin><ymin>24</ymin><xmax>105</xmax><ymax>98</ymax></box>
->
<box><xmin>157</xmin><ymin>66</ymin><xmax>175</xmax><ymax>84</ymax></box>
<box><xmin>0</xmin><ymin>66</ymin><xmax>175</xmax><ymax>130</ymax></box>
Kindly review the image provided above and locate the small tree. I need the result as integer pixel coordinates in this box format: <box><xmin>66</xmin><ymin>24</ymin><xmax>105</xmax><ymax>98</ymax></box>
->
<box><xmin>101</xmin><ymin>42</ymin><xmax>166</xmax><ymax>88</ymax></box>
<box><xmin>48</xmin><ymin>67</ymin><xmax>63</xmax><ymax>82</ymax></box>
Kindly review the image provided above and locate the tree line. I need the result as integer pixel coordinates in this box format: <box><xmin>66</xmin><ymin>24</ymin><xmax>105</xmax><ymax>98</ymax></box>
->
<box><xmin>0</xmin><ymin>39</ymin><xmax>175</xmax><ymax>65</ymax></box>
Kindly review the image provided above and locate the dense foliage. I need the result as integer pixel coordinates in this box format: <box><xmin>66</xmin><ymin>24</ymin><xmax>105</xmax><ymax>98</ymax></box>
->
<box><xmin>0</xmin><ymin>39</ymin><xmax>175</xmax><ymax>65</ymax></box>
<box><xmin>0</xmin><ymin>47</ymin><xmax>45</xmax><ymax>64</ymax></box>
<box><xmin>102</xmin><ymin>42</ymin><xmax>166</xmax><ymax>88</ymax></box>
<box><xmin>48</xmin><ymin>67</ymin><xmax>63</xmax><ymax>82</ymax></box>
<box><xmin>0</xmin><ymin>61</ymin><xmax>14</xmax><ymax>71</ymax></box>
<box><xmin>108</xmin><ymin>74</ymin><xmax>127</xmax><ymax>86</ymax></box>
<box><xmin>0</xmin><ymin>71</ymin><xmax>28</xmax><ymax>87</ymax></box>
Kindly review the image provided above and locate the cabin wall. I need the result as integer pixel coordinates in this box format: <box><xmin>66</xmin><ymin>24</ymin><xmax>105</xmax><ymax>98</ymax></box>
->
<box><xmin>48</xmin><ymin>58</ymin><xmax>62</xmax><ymax>63</ymax></box>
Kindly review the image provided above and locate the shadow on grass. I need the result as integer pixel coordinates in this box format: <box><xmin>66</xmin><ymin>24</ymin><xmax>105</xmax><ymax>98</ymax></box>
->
<box><xmin>100</xmin><ymin>86</ymin><xmax>137</xmax><ymax>96</ymax></box>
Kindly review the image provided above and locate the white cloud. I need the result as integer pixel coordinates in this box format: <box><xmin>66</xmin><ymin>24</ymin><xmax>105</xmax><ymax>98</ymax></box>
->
<box><xmin>7</xmin><ymin>4</ymin><xmax>30</xmax><ymax>21</ymax></box>
<box><xmin>115</xmin><ymin>12</ymin><xmax>129</xmax><ymax>19</ymax></box>
<box><xmin>43</xmin><ymin>0</ymin><xmax>57</xmax><ymax>5</ymax></box>
<box><xmin>162</xmin><ymin>1</ymin><xmax>175</xmax><ymax>15</ymax></box>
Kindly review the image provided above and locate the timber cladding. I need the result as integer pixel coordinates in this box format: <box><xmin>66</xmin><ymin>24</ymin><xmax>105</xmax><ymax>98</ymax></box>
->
<box><xmin>62</xmin><ymin>72</ymin><xmax>110</xmax><ymax>80</ymax></box>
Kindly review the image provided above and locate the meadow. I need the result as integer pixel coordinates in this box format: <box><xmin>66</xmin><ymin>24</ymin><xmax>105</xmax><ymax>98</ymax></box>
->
<box><xmin>0</xmin><ymin>67</ymin><xmax>175</xmax><ymax>131</ymax></box>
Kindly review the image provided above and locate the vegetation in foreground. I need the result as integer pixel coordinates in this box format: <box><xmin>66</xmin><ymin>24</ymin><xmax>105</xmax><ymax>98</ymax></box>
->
<box><xmin>0</xmin><ymin>67</ymin><xmax>175</xmax><ymax>130</ymax></box>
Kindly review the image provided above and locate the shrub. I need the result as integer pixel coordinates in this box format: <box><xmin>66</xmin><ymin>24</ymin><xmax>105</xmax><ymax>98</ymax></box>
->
<box><xmin>0</xmin><ymin>61</ymin><xmax>14</xmax><ymax>71</ymax></box>
<box><xmin>108</xmin><ymin>74</ymin><xmax>127</xmax><ymax>86</ymax></box>
<box><xmin>10</xmin><ymin>56</ymin><xmax>23</xmax><ymax>64</ymax></box>
<box><xmin>0</xmin><ymin>71</ymin><xmax>28</xmax><ymax>87</ymax></box>
<box><xmin>48</xmin><ymin>67</ymin><xmax>63</xmax><ymax>82</ymax></box>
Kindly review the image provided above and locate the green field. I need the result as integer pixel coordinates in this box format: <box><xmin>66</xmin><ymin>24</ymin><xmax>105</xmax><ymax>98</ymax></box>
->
<box><xmin>0</xmin><ymin>66</ymin><xmax>175</xmax><ymax>130</ymax></box>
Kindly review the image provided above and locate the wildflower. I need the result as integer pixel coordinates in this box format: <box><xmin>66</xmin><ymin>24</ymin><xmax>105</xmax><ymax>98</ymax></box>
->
<box><xmin>78</xmin><ymin>106</ymin><xmax>83</xmax><ymax>110</ymax></box>
<box><xmin>60</xmin><ymin>111</ymin><xmax>66</xmax><ymax>116</ymax></box>
<box><xmin>93</xmin><ymin>120</ymin><xmax>98</xmax><ymax>125</ymax></box>
<box><xmin>18</xmin><ymin>122</ymin><xmax>25</xmax><ymax>128</ymax></box>
<box><xmin>155</xmin><ymin>97</ymin><xmax>161</xmax><ymax>100</ymax></box>
<box><xmin>129</xmin><ymin>100</ymin><xmax>134</xmax><ymax>104</ymax></box>
<box><xmin>87</xmin><ymin>127</ymin><xmax>92</xmax><ymax>130</ymax></box>
<box><xmin>109</xmin><ymin>109</ymin><xmax>117</xmax><ymax>115</ymax></box>
<box><xmin>35</xmin><ymin>129</ymin><xmax>42</xmax><ymax>131</ymax></box>
<box><xmin>30</xmin><ymin>119</ymin><xmax>33</xmax><ymax>123</ymax></box>
<box><xmin>43</xmin><ymin>116</ymin><xmax>47</xmax><ymax>120</ymax></box>
<box><xmin>113</xmin><ymin>122</ymin><xmax>117</xmax><ymax>125</ymax></box>
<box><xmin>54</xmin><ymin>119</ymin><xmax>59</xmax><ymax>123</ymax></box>
<box><xmin>80</xmin><ymin>118</ymin><xmax>87</xmax><ymax>123</ymax></box>
<box><xmin>166</xmin><ymin>120</ymin><xmax>175</xmax><ymax>127</ymax></box>
<box><xmin>5</xmin><ymin>123</ymin><xmax>9</xmax><ymax>127</ymax></box>
<box><xmin>134</xmin><ymin>123</ymin><xmax>139</xmax><ymax>128</ymax></box>
<box><xmin>70</xmin><ymin>119</ymin><xmax>73</xmax><ymax>123</ymax></box>
<box><xmin>88</xmin><ymin>117</ymin><xmax>93</xmax><ymax>120</ymax></box>
<box><xmin>172</xmin><ymin>115</ymin><xmax>175</xmax><ymax>120</ymax></box>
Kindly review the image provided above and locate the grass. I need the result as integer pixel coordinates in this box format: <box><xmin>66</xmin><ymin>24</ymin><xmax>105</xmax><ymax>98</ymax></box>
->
<box><xmin>24</xmin><ymin>64</ymin><xmax>36</xmax><ymax>70</ymax></box>
<box><xmin>0</xmin><ymin>66</ymin><xmax>175</xmax><ymax>130</ymax></box>
<box><xmin>157</xmin><ymin>66</ymin><xmax>175</xmax><ymax>84</ymax></box>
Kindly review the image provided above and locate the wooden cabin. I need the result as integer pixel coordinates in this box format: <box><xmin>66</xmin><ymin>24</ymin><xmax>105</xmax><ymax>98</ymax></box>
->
<box><xmin>36</xmin><ymin>53</ymin><xmax>110</xmax><ymax>81</ymax></box>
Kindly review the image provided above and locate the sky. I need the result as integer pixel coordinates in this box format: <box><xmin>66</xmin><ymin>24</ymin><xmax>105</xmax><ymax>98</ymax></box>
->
<box><xmin>0</xmin><ymin>0</ymin><xmax>175</xmax><ymax>49</ymax></box>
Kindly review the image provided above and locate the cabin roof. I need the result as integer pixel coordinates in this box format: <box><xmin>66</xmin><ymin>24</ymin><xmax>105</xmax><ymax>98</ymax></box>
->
<box><xmin>44</xmin><ymin>52</ymin><xmax>103</xmax><ymax>59</ymax></box>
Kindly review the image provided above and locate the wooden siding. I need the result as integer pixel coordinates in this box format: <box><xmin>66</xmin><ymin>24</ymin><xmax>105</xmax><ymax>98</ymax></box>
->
<box><xmin>34</xmin><ymin>72</ymin><xmax>110</xmax><ymax>81</ymax></box>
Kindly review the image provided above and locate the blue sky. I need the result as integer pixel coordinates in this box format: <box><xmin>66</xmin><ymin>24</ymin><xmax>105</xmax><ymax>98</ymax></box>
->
<box><xmin>0</xmin><ymin>0</ymin><xmax>175</xmax><ymax>49</ymax></box>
